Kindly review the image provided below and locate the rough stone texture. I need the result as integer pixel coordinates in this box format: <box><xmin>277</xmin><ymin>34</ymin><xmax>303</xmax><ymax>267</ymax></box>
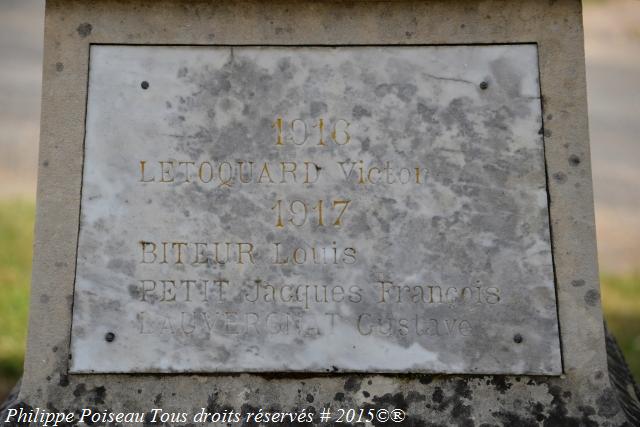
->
<box><xmin>606</xmin><ymin>324</ymin><xmax>640</xmax><ymax>425</ymax></box>
<box><xmin>71</xmin><ymin>44</ymin><xmax>560</xmax><ymax>375</ymax></box>
<box><xmin>10</xmin><ymin>0</ymin><xmax>633</xmax><ymax>424</ymax></box>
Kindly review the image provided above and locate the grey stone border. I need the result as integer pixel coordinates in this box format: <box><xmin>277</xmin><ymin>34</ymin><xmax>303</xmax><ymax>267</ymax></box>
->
<box><xmin>13</xmin><ymin>0</ymin><xmax>630</xmax><ymax>424</ymax></box>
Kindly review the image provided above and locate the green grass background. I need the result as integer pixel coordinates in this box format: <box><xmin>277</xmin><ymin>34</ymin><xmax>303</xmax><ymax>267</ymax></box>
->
<box><xmin>0</xmin><ymin>199</ymin><xmax>638</xmax><ymax>401</ymax></box>
<box><xmin>0</xmin><ymin>199</ymin><xmax>34</xmax><ymax>399</ymax></box>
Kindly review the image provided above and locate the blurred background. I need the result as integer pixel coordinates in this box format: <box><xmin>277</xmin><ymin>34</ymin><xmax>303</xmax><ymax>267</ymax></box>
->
<box><xmin>0</xmin><ymin>0</ymin><xmax>638</xmax><ymax>400</ymax></box>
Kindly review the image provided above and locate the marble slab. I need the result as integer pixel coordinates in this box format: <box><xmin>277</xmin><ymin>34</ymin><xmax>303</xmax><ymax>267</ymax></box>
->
<box><xmin>70</xmin><ymin>45</ymin><xmax>562</xmax><ymax>374</ymax></box>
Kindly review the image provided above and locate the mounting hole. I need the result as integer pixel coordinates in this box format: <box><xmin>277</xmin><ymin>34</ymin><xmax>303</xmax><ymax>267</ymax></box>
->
<box><xmin>141</xmin><ymin>81</ymin><xmax>149</xmax><ymax>90</ymax></box>
<box><xmin>513</xmin><ymin>333</ymin><xmax>523</xmax><ymax>344</ymax></box>
<box><xmin>479</xmin><ymin>81</ymin><xmax>489</xmax><ymax>90</ymax></box>
<box><xmin>105</xmin><ymin>332</ymin><xmax>116</xmax><ymax>343</ymax></box>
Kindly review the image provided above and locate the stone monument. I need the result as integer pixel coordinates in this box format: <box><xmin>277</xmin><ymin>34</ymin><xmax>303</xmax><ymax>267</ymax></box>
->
<box><xmin>2</xmin><ymin>0</ymin><xmax>638</xmax><ymax>425</ymax></box>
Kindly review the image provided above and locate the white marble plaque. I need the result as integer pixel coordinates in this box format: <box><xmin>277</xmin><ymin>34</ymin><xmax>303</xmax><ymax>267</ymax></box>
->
<box><xmin>70</xmin><ymin>45</ymin><xmax>562</xmax><ymax>374</ymax></box>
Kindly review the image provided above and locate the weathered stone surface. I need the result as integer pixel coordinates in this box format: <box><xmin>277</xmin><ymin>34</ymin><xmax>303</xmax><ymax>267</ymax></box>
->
<box><xmin>17</xmin><ymin>0</ymin><xmax>630</xmax><ymax>424</ymax></box>
<box><xmin>71</xmin><ymin>45</ymin><xmax>560</xmax><ymax>374</ymax></box>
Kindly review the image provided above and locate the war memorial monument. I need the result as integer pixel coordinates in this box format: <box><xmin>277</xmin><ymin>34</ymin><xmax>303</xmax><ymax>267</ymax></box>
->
<box><xmin>2</xmin><ymin>0</ymin><xmax>639</xmax><ymax>425</ymax></box>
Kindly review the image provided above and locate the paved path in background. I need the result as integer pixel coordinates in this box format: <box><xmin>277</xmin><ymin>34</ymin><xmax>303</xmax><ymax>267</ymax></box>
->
<box><xmin>0</xmin><ymin>0</ymin><xmax>638</xmax><ymax>273</ymax></box>
<box><xmin>584</xmin><ymin>0</ymin><xmax>640</xmax><ymax>273</ymax></box>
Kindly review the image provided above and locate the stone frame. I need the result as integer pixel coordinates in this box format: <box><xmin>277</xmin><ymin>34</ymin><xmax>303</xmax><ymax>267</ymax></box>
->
<box><xmin>18</xmin><ymin>0</ymin><xmax>624</xmax><ymax>423</ymax></box>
